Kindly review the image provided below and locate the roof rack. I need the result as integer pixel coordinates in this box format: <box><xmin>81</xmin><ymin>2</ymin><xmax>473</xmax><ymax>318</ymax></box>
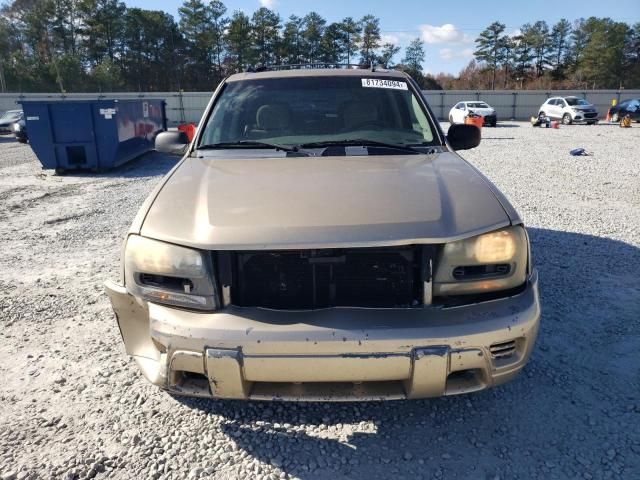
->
<box><xmin>247</xmin><ymin>63</ymin><xmax>381</xmax><ymax>72</ymax></box>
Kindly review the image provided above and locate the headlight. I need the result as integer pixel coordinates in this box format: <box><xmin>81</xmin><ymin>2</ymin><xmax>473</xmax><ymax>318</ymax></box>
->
<box><xmin>12</xmin><ymin>123</ymin><xmax>21</xmax><ymax>132</ymax></box>
<box><xmin>124</xmin><ymin>235</ymin><xmax>218</xmax><ymax>310</ymax></box>
<box><xmin>433</xmin><ymin>226</ymin><xmax>528</xmax><ymax>296</ymax></box>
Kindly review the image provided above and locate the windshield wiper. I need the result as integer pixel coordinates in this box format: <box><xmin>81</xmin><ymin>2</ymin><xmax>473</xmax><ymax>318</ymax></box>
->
<box><xmin>197</xmin><ymin>140</ymin><xmax>310</xmax><ymax>155</ymax></box>
<box><xmin>298</xmin><ymin>139</ymin><xmax>423</xmax><ymax>154</ymax></box>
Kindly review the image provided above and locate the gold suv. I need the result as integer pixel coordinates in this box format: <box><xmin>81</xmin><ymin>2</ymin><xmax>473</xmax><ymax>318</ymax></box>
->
<box><xmin>106</xmin><ymin>68</ymin><xmax>540</xmax><ymax>401</ymax></box>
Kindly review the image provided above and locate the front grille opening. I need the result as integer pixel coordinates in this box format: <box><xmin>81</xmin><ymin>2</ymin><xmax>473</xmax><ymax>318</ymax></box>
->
<box><xmin>445</xmin><ymin>369</ymin><xmax>485</xmax><ymax>395</ymax></box>
<box><xmin>490</xmin><ymin>340</ymin><xmax>517</xmax><ymax>359</ymax></box>
<box><xmin>452</xmin><ymin>264</ymin><xmax>510</xmax><ymax>280</ymax></box>
<box><xmin>230</xmin><ymin>246</ymin><xmax>426</xmax><ymax>309</ymax></box>
<box><xmin>171</xmin><ymin>371</ymin><xmax>211</xmax><ymax>396</ymax></box>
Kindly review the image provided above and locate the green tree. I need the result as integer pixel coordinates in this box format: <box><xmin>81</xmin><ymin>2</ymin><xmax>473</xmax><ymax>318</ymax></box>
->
<box><xmin>251</xmin><ymin>7</ymin><xmax>280</xmax><ymax>66</ymax></box>
<box><xmin>359</xmin><ymin>15</ymin><xmax>380</xmax><ymax>65</ymax></box>
<box><xmin>225</xmin><ymin>10</ymin><xmax>254</xmax><ymax>72</ymax></box>
<box><xmin>339</xmin><ymin>17</ymin><xmax>361</xmax><ymax>65</ymax></box>
<box><xmin>209</xmin><ymin>1</ymin><xmax>228</xmax><ymax>80</ymax></box>
<box><xmin>320</xmin><ymin>23</ymin><xmax>348</xmax><ymax>64</ymax></box>
<box><xmin>579</xmin><ymin>17</ymin><xmax>629</xmax><ymax>88</ymax></box>
<box><xmin>79</xmin><ymin>0</ymin><xmax>126</xmax><ymax>63</ymax></box>
<box><xmin>528</xmin><ymin>21</ymin><xmax>551</xmax><ymax>77</ymax></box>
<box><xmin>401</xmin><ymin>37</ymin><xmax>426</xmax><ymax>85</ymax></box>
<box><xmin>280</xmin><ymin>15</ymin><xmax>303</xmax><ymax>64</ymax></box>
<box><xmin>378</xmin><ymin>42</ymin><xmax>400</xmax><ymax>68</ymax></box>
<box><xmin>300</xmin><ymin>12</ymin><xmax>325</xmax><ymax>63</ymax></box>
<box><xmin>474</xmin><ymin>21</ymin><xmax>506</xmax><ymax>90</ymax></box>
<box><xmin>549</xmin><ymin>19</ymin><xmax>572</xmax><ymax>78</ymax></box>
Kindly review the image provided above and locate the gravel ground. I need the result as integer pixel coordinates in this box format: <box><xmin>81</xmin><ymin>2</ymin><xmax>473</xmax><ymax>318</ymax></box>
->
<box><xmin>0</xmin><ymin>122</ymin><xmax>639</xmax><ymax>480</ymax></box>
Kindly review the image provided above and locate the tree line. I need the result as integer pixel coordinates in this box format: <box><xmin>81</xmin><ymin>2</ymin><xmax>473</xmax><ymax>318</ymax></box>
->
<box><xmin>436</xmin><ymin>18</ymin><xmax>640</xmax><ymax>90</ymax></box>
<box><xmin>0</xmin><ymin>0</ymin><xmax>434</xmax><ymax>93</ymax></box>
<box><xmin>0</xmin><ymin>1</ymin><xmax>637</xmax><ymax>93</ymax></box>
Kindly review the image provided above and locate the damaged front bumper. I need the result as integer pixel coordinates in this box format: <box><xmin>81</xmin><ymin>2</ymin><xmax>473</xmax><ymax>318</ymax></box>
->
<box><xmin>105</xmin><ymin>271</ymin><xmax>540</xmax><ymax>401</ymax></box>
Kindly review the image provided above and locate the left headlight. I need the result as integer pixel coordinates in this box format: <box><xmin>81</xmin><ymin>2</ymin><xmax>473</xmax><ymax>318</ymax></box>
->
<box><xmin>433</xmin><ymin>226</ymin><xmax>529</xmax><ymax>296</ymax></box>
<box><xmin>124</xmin><ymin>235</ymin><xmax>218</xmax><ymax>310</ymax></box>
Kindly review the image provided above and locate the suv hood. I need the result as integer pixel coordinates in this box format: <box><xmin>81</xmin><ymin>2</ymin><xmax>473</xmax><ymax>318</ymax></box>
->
<box><xmin>140</xmin><ymin>152</ymin><xmax>511</xmax><ymax>250</ymax></box>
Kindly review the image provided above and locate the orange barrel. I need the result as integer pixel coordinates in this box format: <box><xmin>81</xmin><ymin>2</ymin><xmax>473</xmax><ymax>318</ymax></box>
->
<box><xmin>464</xmin><ymin>115</ymin><xmax>484</xmax><ymax>130</ymax></box>
<box><xmin>177</xmin><ymin>123</ymin><xmax>196</xmax><ymax>142</ymax></box>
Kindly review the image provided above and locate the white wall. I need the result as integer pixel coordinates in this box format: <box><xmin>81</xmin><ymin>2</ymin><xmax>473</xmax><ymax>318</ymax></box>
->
<box><xmin>2</xmin><ymin>90</ymin><xmax>638</xmax><ymax>124</ymax></box>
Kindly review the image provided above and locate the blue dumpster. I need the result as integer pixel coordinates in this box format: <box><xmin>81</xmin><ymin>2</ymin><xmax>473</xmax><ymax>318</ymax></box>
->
<box><xmin>19</xmin><ymin>99</ymin><xmax>167</xmax><ymax>172</ymax></box>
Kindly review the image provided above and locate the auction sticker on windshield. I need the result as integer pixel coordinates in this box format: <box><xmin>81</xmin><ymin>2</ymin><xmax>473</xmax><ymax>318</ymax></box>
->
<box><xmin>361</xmin><ymin>78</ymin><xmax>408</xmax><ymax>90</ymax></box>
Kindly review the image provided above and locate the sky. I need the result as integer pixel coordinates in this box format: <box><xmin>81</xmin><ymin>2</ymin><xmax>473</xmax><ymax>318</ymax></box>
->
<box><xmin>127</xmin><ymin>0</ymin><xmax>639</xmax><ymax>75</ymax></box>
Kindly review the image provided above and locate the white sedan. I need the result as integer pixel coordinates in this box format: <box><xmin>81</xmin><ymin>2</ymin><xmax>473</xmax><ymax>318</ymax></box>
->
<box><xmin>448</xmin><ymin>101</ymin><xmax>497</xmax><ymax>126</ymax></box>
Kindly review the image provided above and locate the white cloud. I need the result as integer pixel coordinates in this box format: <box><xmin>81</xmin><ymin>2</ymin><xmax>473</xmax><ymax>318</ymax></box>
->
<box><xmin>419</xmin><ymin>24</ymin><xmax>473</xmax><ymax>45</ymax></box>
<box><xmin>439</xmin><ymin>48</ymin><xmax>474</xmax><ymax>61</ymax></box>
<box><xmin>259</xmin><ymin>0</ymin><xmax>275</xmax><ymax>8</ymax></box>
<box><xmin>381</xmin><ymin>34</ymin><xmax>400</xmax><ymax>45</ymax></box>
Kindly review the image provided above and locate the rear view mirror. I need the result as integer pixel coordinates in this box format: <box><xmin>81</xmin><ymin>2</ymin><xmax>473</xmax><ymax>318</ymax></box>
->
<box><xmin>155</xmin><ymin>131</ymin><xmax>189</xmax><ymax>155</ymax></box>
<box><xmin>447</xmin><ymin>124</ymin><xmax>481</xmax><ymax>151</ymax></box>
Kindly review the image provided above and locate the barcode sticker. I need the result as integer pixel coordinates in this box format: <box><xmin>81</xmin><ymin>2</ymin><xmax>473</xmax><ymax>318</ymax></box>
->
<box><xmin>361</xmin><ymin>78</ymin><xmax>408</xmax><ymax>90</ymax></box>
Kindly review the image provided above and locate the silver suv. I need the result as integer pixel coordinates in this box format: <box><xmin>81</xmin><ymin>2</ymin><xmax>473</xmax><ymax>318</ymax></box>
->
<box><xmin>538</xmin><ymin>96</ymin><xmax>598</xmax><ymax>125</ymax></box>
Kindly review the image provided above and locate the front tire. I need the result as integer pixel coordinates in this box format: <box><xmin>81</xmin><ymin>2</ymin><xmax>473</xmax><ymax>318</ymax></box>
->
<box><xmin>562</xmin><ymin>113</ymin><xmax>572</xmax><ymax>125</ymax></box>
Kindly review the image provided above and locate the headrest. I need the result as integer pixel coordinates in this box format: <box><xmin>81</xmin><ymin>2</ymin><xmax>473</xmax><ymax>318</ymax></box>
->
<box><xmin>256</xmin><ymin>104</ymin><xmax>291</xmax><ymax>130</ymax></box>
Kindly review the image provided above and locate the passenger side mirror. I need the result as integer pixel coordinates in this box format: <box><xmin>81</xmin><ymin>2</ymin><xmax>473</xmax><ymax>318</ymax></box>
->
<box><xmin>447</xmin><ymin>124</ymin><xmax>481</xmax><ymax>151</ymax></box>
<box><xmin>155</xmin><ymin>131</ymin><xmax>189</xmax><ymax>155</ymax></box>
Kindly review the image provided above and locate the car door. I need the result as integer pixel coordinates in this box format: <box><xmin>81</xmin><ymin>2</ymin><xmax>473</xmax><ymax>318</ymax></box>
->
<box><xmin>544</xmin><ymin>99</ymin><xmax>558</xmax><ymax>118</ymax></box>
<box><xmin>451</xmin><ymin>103</ymin><xmax>463</xmax><ymax>123</ymax></box>
<box><xmin>557</xmin><ymin>99</ymin><xmax>569</xmax><ymax>119</ymax></box>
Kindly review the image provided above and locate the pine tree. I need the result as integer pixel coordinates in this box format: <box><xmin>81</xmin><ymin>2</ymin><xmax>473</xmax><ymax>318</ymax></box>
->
<box><xmin>225</xmin><ymin>10</ymin><xmax>254</xmax><ymax>72</ymax></box>
<box><xmin>359</xmin><ymin>15</ymin><xmax>380</xmax><ymax>65</ymax></box>
<box><xmin>251</xmin><ymin>7</ymin><xmax>280</xmax><ymax>66</ymax></box>
<box><xmin>474</xmin><ymin>21</ymin><xmax>506</xmax><ymax>90</ymax></box>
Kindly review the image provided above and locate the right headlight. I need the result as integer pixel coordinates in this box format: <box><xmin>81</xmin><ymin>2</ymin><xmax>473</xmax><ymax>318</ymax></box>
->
<box><xmin>124</xmin><ymin>235</ymin><xmax>218</xmax><ymax>310</ymax></box>
<box><xmin>433</xmin><ymin>226</ymin><xmax>528</xmax><ymax>296</ymax></box>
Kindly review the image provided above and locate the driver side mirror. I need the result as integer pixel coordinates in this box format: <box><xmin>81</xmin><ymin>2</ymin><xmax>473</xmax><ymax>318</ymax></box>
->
<box><xmin>447</xmin><ymin>124</ymin><xmax>481</xmax><ymax>151</ymax></box>
<box><xmin>155</xmin><ymin>131</ymin><xmax>189</xmax><ymax>155</ymax></box>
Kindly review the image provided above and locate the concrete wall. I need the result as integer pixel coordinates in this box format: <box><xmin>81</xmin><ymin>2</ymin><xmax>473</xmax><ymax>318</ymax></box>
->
<box><xmin>2</xmin><ymin>90</ymin><xmax>638</xmax><ymax>125</ymax></box>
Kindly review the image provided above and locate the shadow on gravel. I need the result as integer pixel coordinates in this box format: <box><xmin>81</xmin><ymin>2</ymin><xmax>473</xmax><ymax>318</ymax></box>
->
<box><xmin>174</xmin><ymin>228</ymin><xmax>639</xmax><ymax>479</ymax></box>
<box><xmin>50</xmin><ymin>151</ymin><xmax>179</xmax><ymax>179</ymax></box>
<box><xmin>493</xmin><ymin>123</ymin><xmax>521</xmax><ymax>128</ymax></box>
<box><xmin>0</xmin><ymin>135</ymin><xmax>17</xmax><ymax>143</ymax></box>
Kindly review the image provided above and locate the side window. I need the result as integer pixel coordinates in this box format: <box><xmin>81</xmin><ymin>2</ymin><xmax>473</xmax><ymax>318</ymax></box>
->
<box><xmin>459</xmin><ymin>103</ymin><xmax>466</xmax><ymax>110</ymax></box>
<box><xmin>547</xmin><ymin>99</ymin><xmax>555</xmax><ymax>106</ymax></box>
<box><xmin>559</xmin><ymin>99</ymin><xmax>567</xmax><ymax>107</ymax></box>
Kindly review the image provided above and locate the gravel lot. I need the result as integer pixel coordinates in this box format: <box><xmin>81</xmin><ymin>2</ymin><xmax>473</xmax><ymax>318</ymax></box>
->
<box><xmin>0</xmin><ymin>122</ymin><xmax>639</xmax><ymax>480</ymax></box>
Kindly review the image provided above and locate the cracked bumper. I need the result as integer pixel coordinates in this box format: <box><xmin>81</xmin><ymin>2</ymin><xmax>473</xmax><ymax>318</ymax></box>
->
<box><xmin>105</xmin><ymin>271</ymin><xmax>540</xmax><ymax>401</ymax></box>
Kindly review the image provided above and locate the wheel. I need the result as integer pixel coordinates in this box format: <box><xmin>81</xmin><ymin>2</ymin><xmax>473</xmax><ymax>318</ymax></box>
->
<box><xmin>562</xmin><ymin>113</ymin><xmax>572</xmax><ymax>125</ymax></box>
<box><xmin>491</xmin><ymin>121</ymin><xmax>497</xmax><ymax>127</ymax></box>
<box><xmin>611</xmin><ymin>113</ymin><xmax>619</xmax><ymax>122</ymax></box>
<box><xmin>17</xmin><ymin>138</ymin><xmax>27</xmax><ymax>144</ymax></box>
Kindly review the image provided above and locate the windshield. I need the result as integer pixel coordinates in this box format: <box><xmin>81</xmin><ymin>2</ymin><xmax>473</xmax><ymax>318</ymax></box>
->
<box><xmin>0</xmin><ymin>111</ymin><xmax>22</xmax><ymax>122</ymax></box>
<box><xmin>565</xmin><ymin>98</ymin><xmax>590</xmax><ymax>106</ymax></box>
<box><xmin>467</xmin><ymin>102</ymin><xmax>490</xmax><ymax>108</ymax></box>
<box><xmin>199</xmin><ymin>76</ymin><xmax>436</xmax><ymax>151</ymax></box>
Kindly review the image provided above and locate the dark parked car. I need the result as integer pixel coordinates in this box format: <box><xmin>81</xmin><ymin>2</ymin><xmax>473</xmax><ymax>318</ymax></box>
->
<box><xmin>13</xmin><ymin>119</ymin><xmax>27</xmax><ymax>143</ymax></box>
<box><xmin>0</xmin><ymin>109</ymin><xmax>23</xmax><ymax>134</ymax></box>
<box><xmin>607</xmin><ymin>99</ymin><xmax>640</xmax><ymax>122</ymax></box>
